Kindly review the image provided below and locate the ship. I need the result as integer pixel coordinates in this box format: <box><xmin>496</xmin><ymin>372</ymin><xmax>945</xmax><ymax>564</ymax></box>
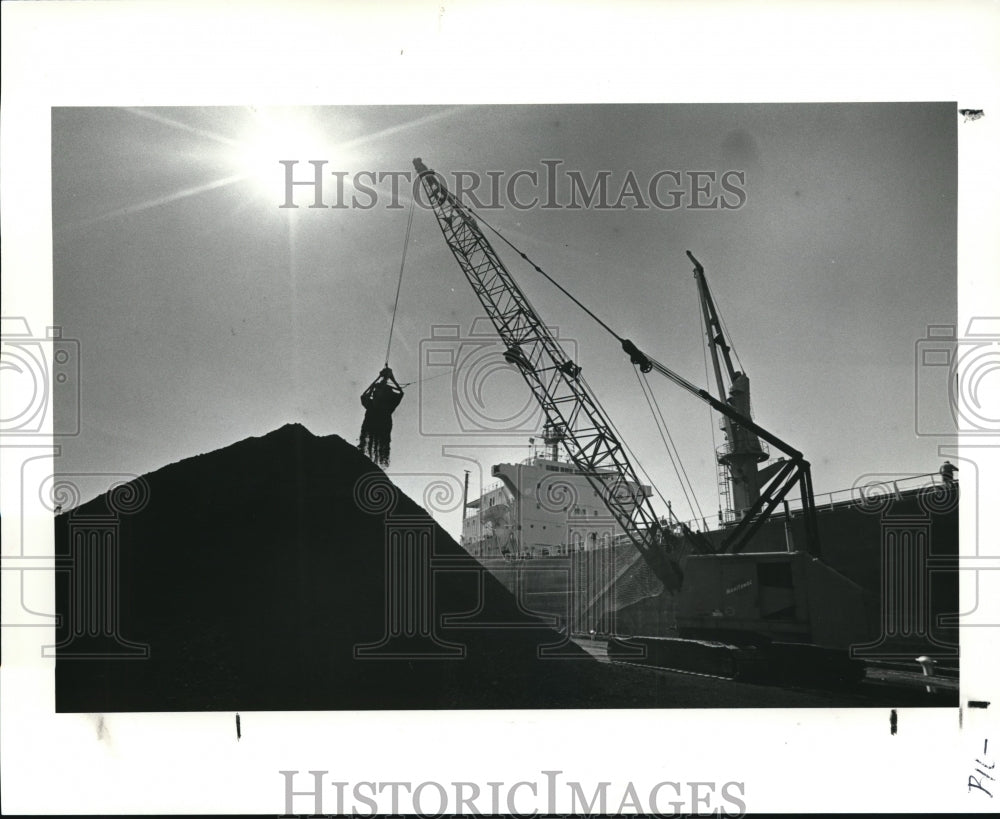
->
<box><xmin>459</xmin><ymin>423</ymin><xmax>960</xmax><ymax>661</ymax></box>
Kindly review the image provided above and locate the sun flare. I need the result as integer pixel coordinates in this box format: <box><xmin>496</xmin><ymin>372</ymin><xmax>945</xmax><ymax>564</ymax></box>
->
<box><xmin>234</xmin><ymin>108</ymin><xmax>340</xmax><ymax>199</ymax></box>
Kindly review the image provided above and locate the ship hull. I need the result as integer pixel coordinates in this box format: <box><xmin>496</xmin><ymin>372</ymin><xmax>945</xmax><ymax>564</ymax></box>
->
<box><xmin>466</xmin><ymin>483</ymin><xmax>959</xmax><ymax>656</ymax></box>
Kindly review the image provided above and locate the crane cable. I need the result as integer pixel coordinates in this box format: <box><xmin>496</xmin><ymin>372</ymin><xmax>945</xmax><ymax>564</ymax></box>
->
<box><xmin>708</xmin><ymin>275</ymin><xmax>760</xmax><ymax>422</ymax></box>
<box><xmin>578</xmin><ymin>368</ymin><xmax>683</xmax><ymax>529</ymax></box>
<box><xmin>711</xmin><ymin>283</ymin><xmax>745</xmax><ymax>375</ymax></box>
<box><xmin>634</xmin><ymin>366</ymin><xmax>705</xmax><ymax>524</ymax></box>
<box><xmin>469</xmin><ymin>204</ymin><xmax>626</xmax><ymax>344</ymax></box>
<box><xmin>383</xmin><ymin>196</ymin><xmax>416</xmax><ymax>368</ymax></box>
<box><xmin>698</xmin><ymin>290</ymin><xmax>720</xmax><ymax>455</ymax></box>
<box><xmin>635</xmin><ymin>367</ymin><xmax>702</xmax><ymax>522</ymax></box>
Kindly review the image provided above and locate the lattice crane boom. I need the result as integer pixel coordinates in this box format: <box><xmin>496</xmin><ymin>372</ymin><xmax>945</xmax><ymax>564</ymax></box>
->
<box><xmin>413</xmin><ymin>158</ymin><xmax>707</xmax><ymax>590</ymax></box>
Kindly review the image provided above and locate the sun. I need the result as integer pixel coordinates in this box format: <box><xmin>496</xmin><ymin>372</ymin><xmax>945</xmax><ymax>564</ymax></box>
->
<box><xmin>234</xmin><ymin>108</ymin><xmax>340</xmax><ymax>200</ymax></box>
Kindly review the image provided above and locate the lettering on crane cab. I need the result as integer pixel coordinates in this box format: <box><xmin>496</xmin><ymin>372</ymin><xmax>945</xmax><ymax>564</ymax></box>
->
<box><xmin>725</xmin><ymin>580</ymin><xmax>753</xmax><ymax>595</ymax></box>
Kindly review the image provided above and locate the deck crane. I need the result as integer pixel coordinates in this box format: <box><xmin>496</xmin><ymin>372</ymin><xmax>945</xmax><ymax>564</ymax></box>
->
<box><xmin>413</xmin><ymin>158</ymin><xmax>868</xmax><ymax>657</ymax></box>
<box><xmin>690</xmin><ymin>249</ymin><xmax>769</xmax><ymax>521</ymax></box>
<box><xmin>688</xmin><ymin>251</ymin><xmax>821</xmax><ymax>556</ymax></box>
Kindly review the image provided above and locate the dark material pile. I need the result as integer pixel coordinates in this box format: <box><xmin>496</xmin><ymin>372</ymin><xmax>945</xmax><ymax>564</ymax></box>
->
<box><xmin>54</xmin><ymin>424</ymin><xmax>614</xmax><ymax>711</ymax></box>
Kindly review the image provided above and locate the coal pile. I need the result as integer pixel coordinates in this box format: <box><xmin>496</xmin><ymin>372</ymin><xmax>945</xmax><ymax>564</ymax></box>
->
<box><xmin>54</xmin><ymin>424</ymin><xmax>643</xmax><ymax>711</ymax></box>
<box><xmin>56</xmin><ymin>424</ymin><xmax>925</xmax><ymax>711</ymax></box>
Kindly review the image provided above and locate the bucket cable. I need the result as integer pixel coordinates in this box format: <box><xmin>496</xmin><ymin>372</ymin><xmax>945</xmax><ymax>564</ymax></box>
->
<box><xmin>384</xmin><ymin>196</ymin><xmax>416</xmax><ymax>367</ymax></box>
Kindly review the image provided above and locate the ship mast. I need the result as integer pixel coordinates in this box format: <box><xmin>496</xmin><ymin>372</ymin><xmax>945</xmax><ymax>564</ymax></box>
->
<box><xmin>542</xmin><ymin>420</ymin><xmax>565</xmax><ymax>461</ymax></box>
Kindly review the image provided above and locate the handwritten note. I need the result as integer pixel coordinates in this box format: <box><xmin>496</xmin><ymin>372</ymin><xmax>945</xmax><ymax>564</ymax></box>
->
<box><xmin>969</xmin><ymin>739</ymin><xmax>994</xmax><ymax>798</ymax></box>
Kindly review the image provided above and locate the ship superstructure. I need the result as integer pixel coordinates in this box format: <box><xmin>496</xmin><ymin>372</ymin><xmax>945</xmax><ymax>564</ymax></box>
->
<box><xmin>462</xmin><ymin>425</ymin><xmax>651</xmax><ymax>559</ymax></box>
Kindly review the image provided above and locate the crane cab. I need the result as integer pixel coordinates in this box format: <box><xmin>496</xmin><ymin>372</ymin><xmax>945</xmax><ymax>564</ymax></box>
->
<box><xmin>675</xmin><ymin>550</ymin><xmax>869</xmax><ymax>651</ymax></box>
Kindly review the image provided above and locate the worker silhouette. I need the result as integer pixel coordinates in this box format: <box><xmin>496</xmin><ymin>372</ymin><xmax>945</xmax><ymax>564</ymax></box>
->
<box><xmin>358</xmin><ymin>367</ymin><xmax>404</xmax><ymax>466</ymax></box>
<box><xmin>939</xmin><ymin>460</ymin><xmax>958</xmax><ymax>486</ymax></box>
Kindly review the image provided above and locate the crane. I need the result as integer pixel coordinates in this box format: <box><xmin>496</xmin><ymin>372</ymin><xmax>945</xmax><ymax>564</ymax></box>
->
<box><xmin>688</xmin><ymin>251</ymin><xmax>820</xmax><ymax>555</ymax></box>
<box><xmin>413</xmin><ymin>158</ymin><xmax>869</xmax><ymax>657</ymax></box>
<box><xmin>690</xmin><ymin>249</ymin><xmax>769</xmax><ymax>521</ymax></box>
<box><xmin>414</xmin><ymin>156</ymin><xmax>819</xmax><ymax>555</ymax></box>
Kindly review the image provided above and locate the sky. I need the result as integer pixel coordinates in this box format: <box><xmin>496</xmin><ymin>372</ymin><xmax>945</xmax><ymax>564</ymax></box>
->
<box><xmin>52</xmin><ymin>103</ymin><xmax>957</xmax><ymax>536</ymax></box>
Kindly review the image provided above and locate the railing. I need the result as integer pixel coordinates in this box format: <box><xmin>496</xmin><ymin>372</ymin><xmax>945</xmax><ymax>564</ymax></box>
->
<box><xmin>691</xmin><ymin>471</ymin><xmax>954</xmax><ymax>532</ymax></box>
<box><xmin>518</xmin><ymin>451</ymin><xmax>578</xmax><ymax>467</ymax></box>
<box><xmin>465</xmin><ymin>470</ymin><xmax>955</xmax><ymax>531</ymax></box>
<box><xmin>716</xmin><ymin>438</ymin><xmax>770</xmax><ymax>462</ymax></box>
